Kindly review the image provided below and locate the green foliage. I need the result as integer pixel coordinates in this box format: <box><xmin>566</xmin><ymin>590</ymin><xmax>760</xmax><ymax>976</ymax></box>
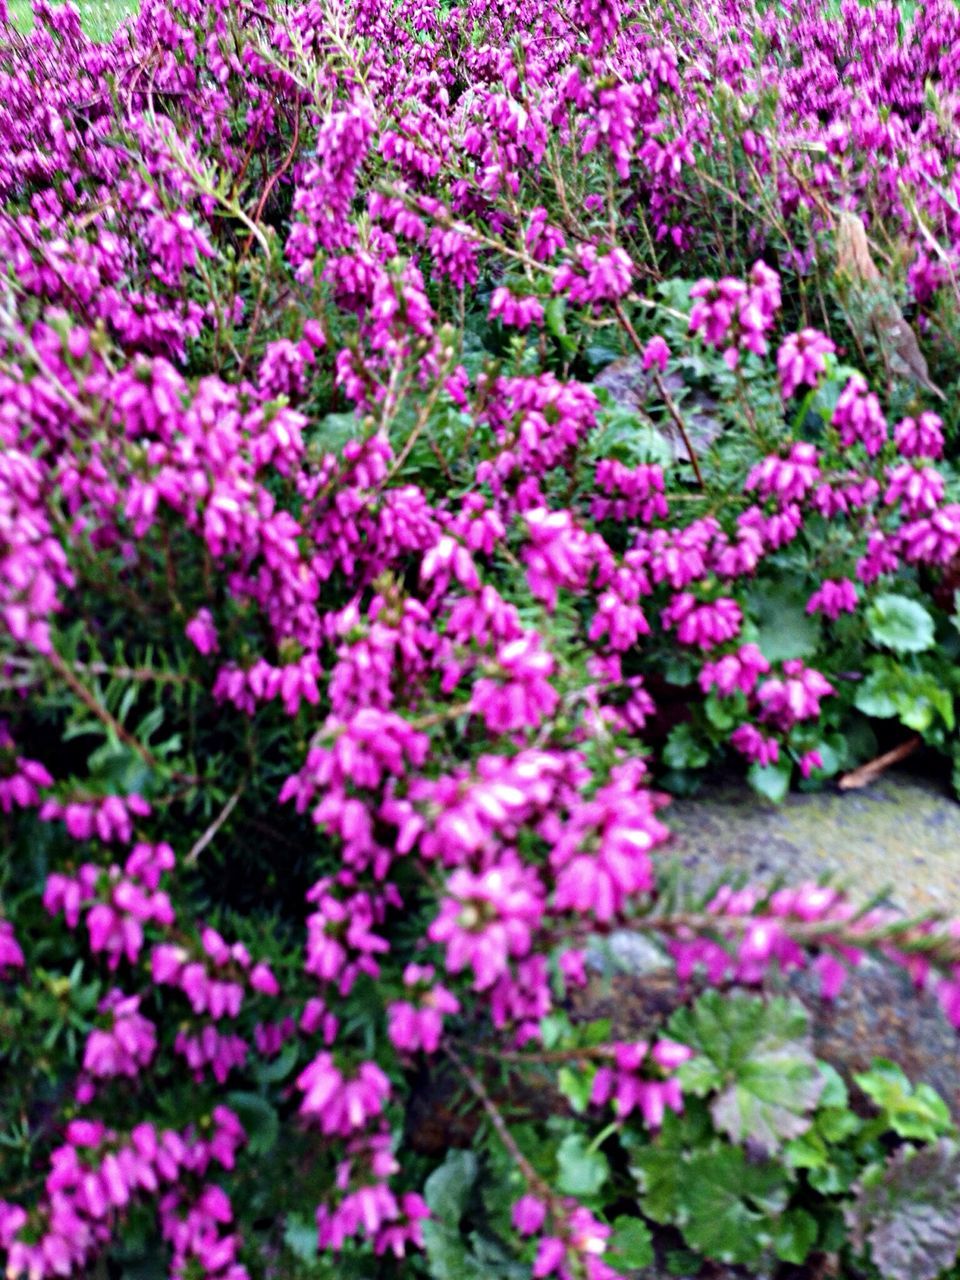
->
<box><xmin>555</xmin><ymin>1133</ymin><xmax>609</xmax><ymax>1198</ymax></box>
<box><xmin>676</xmin><ymin>1146</ymin><xmax>790</xmax><ymax>1266</ymax></box>
<box><xmin>866</xmin><ymin>593</ymin><xmax>937</xmax><ymax>654</ymax></box>
<box><xmin>846</xmin><ymin>1141</ymin><xmax>960</xmax><ymax>1280</ymax></box>
<box><xmin>421</xmin><ymin>1151</ymin><xmax>525</xmax><ymax>1280</ymax></box>
<box><xmin>669</xmin><ymin>991</ymin><xmax>825</xmax><ymax>1153</ymax></box>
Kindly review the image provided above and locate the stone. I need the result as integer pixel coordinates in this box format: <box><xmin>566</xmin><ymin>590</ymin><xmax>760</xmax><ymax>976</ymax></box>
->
<box><xmin>577</xmin><ymin>770</ymin><xmax>960</xmax><ymax>1119</ymax></box>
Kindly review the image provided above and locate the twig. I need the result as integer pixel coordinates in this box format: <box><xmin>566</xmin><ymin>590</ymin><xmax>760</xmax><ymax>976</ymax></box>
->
<box><xmin>241</xmin><ymin>100</ymin><xmax>301</xmax><ymax>260</ymax></box>
<box><xmin>612</xmin><ymin>300</ymin><xmax>705</xmax><ymax>487</ymax></box>
<box><xmin>46</xmin><ymin>648</ymin><xmax>162</xmax><ymax>775</ymax></box>
<box><xmin>838</xmin><ymin>735</ymin><xmax>921</xmax><ymax>791</ymax></box>
<box><xmin>444</xmin><ymin>1041</ymin><xmax>551</xmax><ymax>1196</ymax></box>
<box><xmin>185</xmin><ymin>783</ymin><xmax>244</xmax><ymax>865</ymax></box>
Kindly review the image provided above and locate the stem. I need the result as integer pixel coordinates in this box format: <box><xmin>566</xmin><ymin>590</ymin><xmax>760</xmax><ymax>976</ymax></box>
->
<box><xmin>45</xmin><ymin>648</ymin><xmax>162</xmax><ymax>775</ymax></box>
<box><xmin>185</xmin><ymin>783</ymin><xmax>244</xmax><ymax>865</ymax></box>
<box><xmin>612</xmin><ymin>300</ymin><xmax>705</xmax><ymax>487</ymax></box>
<box><xmin>444</xmin><ymin>1042</ymin><xmax>552</xmax><ymax>1197</ymax></box>
<box><xmin>838</xmin><ymin>735</ymin><xmax>921</xmax><ymax>791</ymax></box>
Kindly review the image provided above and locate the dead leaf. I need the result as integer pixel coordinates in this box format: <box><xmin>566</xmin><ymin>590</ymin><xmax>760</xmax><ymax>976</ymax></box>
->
<box><xmin>594</xmin><ymin>356</ymin><xmax>724</xmax><ymax>460</ymax></box>
<box><xmin>834</xmin><ymin>211</ymin><xmax>944</xmax><ymax>400</ymax></box>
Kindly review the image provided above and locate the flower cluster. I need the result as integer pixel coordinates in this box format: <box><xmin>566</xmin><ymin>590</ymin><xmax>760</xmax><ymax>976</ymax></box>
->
<box><xmin>3</xmin><ymin>0</ymin><xmax>960</xmax><ymax>1275</ymax></box>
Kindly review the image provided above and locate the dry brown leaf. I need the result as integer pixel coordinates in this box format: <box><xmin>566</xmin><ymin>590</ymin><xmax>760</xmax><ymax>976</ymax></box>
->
<box><xmin>834</xmin><ymin>211</ymin><xmax>944</xmax><ymax>400</ymax></box>
<box><xmin>836</xmin><ymin>210</ymin><xmax>882</xmax><ymax>283</ymax></box>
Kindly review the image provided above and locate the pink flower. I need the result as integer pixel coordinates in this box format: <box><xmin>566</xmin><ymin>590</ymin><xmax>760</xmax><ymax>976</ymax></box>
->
<box><xmin>777</xmin><ymin>329</ymin><xmax>835</xmax><ymax>398</ymax></box>
<box><xmin>428</xmin><ymin>860</ymin><xmax>544</xmax><ymax>990</ymax></box>
<box><xmin>730</xmin><ymin>724</ymin><xmax>780</xmax><ymax>766</ymax></box>
<box><xmin>662</xmin><ymin>593</ymin><xmax>742</xmax><ymax>650</ymax></box>
<box><xmin>470</xmin><ymin>634</ymin><xmax>559</xmax><ymax>735</ymax></box>
<box><xmin>297</xmin><ymin>1054</ymin><xmax>391</xmax><ymax>1135</ymax></box>
<box><xmin>745</xmin><ymin>442</ymin><xmax>820</xmax><ymax>504</ymax></box>
<box><xmin>513</xmin><ymin>1195</ymin><xmax>547</xmax><ymax>1236</ymax></box>
<box><xmin>806</xmin><ymin>578</ymin><xmax>858</xmax><ymax>619</ymax></box>
<box><xmin>489</xmin><ymin>288</ymin><xmax>545</xmax><ymax>329</ymax></box>
<box><xmin>387</xmin><ymin>964</ymin><xmax>460</xmax><ymax>1054</ymax></box>
<box><xmin>83</xmin><ymin>991</ymin><xmax>156</xmax><ymax>1078</ymax></box>
<box><xmin>757</xmin><ymin>661</ymin><xmax>835</xmax><ymax>729</ymax></box>
<box><xmin>642</xmin><ymin>335</ymin><xmax>670</xmax><ymax>372</ymax></box>
<box><xmin>895</xmin><ymin>412</ymin><xmax>944</xmax><ymax>459</ymax></box>
<box><xmin>185</xmin><ymin>608</ymin><xmax>219</xmax><ymax>655</ymax></box>
<box><xmin>0</xmin><ymin>921</ymin><xmax>24</xmax><ymax>973</ymax></box>
<box><xmin>698</xmin><ymin>643</ymin><xmax>770</xmax><ymax>696</ymax></box>
<box><xmin>832</xmin><ymin>375</ymin><xmax>887</xmax><ymax>456</ymax></box>
<box><xmin>884</xmin><ymin>464</ymin><xmax>944</xmax><ymax>517</ymax></box>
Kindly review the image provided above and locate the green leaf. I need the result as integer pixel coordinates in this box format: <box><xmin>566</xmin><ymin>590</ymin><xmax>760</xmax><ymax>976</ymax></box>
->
<box><xmin>665</xmin><ymin>1248</ymin><xmax>702</xmax><ymax>1275</ymax></box>
<box><xmin>817</xmin><ymin>1060</ymin><xmax>849</xmax><ymax>1110</ymax></box>
<box><xmin>224</xmin><ymin>1092</ymin><xmax>279</xmax><ymax>1156</ymax></box>
<box><xmin>628</xmin><ymin>1103</ymin><xmax>714</xmax><ymax>1223</ymax></box>
<box><xmin>540</xmin><ymin>1011</ymin><xmax>572</xmax><ymax>1049</ymax></box>
<box><xmin>251</xmin><ymin>1041</ymin><xmax>300</xmax><ymax>1086</ymax></box>
<box><xmin>421</xmin><ymin>1221</ymin><xmax>487</xmax><ymax>1280</ymax></box>
<box><xmin>544</xmin><ymin>296</ymin><xmax>567</xmax><ymax>339</ymax></box>
<box><xmin>854</xmin><ymin>667</ymin><xmax>899</xmax><ymax>718</ymax></box>
<box><xmin>314</xmin><ymin>411</ymin><xmax>362</xmax><ymax>452</ymax></box>
<box><xmin>669</xmin><ymin>991</ymin><xmax>825</xmax><ymax>1153</ymax></box>
<box><xmin>663</xmin><ymin>722</ymin><xmax>710</xmax><ymax>771</ymax></box>
<box><xmin>747</xmin><ymin>582</ymin><xmax>820</xmax><ymax>662</ymax></box>
<box><xmin>747</xmin><ymin>758</ymin><xmax>792</xmax><ymax>804</ymax></box>
<box><xmin>773</xmin><ymin>1207</ymin><xmax>818</xmax><ymax>1263</ymax></box>
<box><xmin>854</xmin><ymin>1059</ymin><xmax>955</xmax><ymax>1142</ymax></box>
<box><xmin>676</xmin><ymin>1146</ymin><xmax>789</xmax><ymax>1266</ymax></box>
<box><xmin>284</xmin><ymin>1213</ymin><xmax>319</xmax><ymax>1263</ymax></box>
<box><xmin>556</xmin><ymin>1134</ymin><xmax>609</xmax><ymax>1197</ymax></box>
<box><xmin>866</xmin><ymin>593</ymin><xmax>936</xmax><ymax>654</ymax></box>
<box><xmin>846</xmin><ymin>1140</ymin><xmax>960</xmax><ymax>1280</ymax></box>
<box><xmin>557</xmin><ymin>1065</ymin><xmax>595</xmax><ymax>1114</ymax></box>
<box><xmin>424</xmin><ymin>1150</ymin><xmax>478</xmax><ymax>1224</ymax></box>
<box><xmin>854</xmin><ymin>661</ymin><xmax>955</xmax><ymax>733</ymax></box>
<box><xmin>609</xmin><ymin>1216</ymin><xmax>655</xmax><ymax>1269</ymax></box>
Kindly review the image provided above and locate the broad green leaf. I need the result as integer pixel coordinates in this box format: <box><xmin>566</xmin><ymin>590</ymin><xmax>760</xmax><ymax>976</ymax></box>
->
<box><xmin>846</xmin><ymin>1140</ymin><xmax>960</xmax><ymax>1280</ymax></box>
<box><xmin>866</xmin><ymin>593</ymin><xmax>935</xmax><ymax>654</ymax></box>
<box><xmin>663</xmin><ymin>722</ymin><xmax>710</xmax><ymax>771</ymax></box>
<box><xmin>252</xmin><ymin>1041</ymin><xmax>299</xmax><ymax>1086</ymax></box>
<box><xmin>676</xmin><ymin>1146</ymin><xmax>789</xmax><ymax>1266</ymax></box>
<box><xmin>747</xmin><ymin>758</ymin><xmax>792</xmax><ymax>804</ymax></box>
<box><xmin>628</xmin><ymin>1103</ymin><xmax>714</xmax><ymax>1223</ymax></box>
<box><xmin>854</xmin><ymin>667</ymin><xmax>899</xmax><ymax>718</ymax></box>
<box><xmin>558</xmin><ymin>1065</ymin><xmax>595</xmax><ymax>1114</ymax></box>
<box><xmin>747</xmin><ymin>582</ymin><xmax>820</xmax><ymax>662</ymax></box>
<box><xmin>854</xmin><ymin>1059</ymin><xmax>955</xmax><ymax>1142</ymax></box>
<box><xmin>773</xmin><ymin>1208</ymin><xmax>818</xmax><ymax>1263</ymax></box>
<box><xmin>421</xmin><ymin>1222</ymin><xmax>487</xmax><ymax>1280</ymax></box>
<box><xmin>609</xmin><ymin>1216</ymin><xmax>655</xmax><ymax>1269</ymax></box>
<box><xmin>669</xmin><ymin>991</ymin><xmax>825</xmax><ymax>1153</ymax></box>
<box><xmin>283</xmin><ymin>1213</ymin><xmax>319</xmax><ymax>1263</ymax></box>
<box><xmin>556</xmin><ymin>1134</ymin><xmax>609</xmax><ymax>1197</ymax></box>
<box><xmin>314</xmin><ymin>410</ymin><xmax>362</xmax><ymax>452</ymax></box>
<box><xmin>424</xmin><ymin>1150</ymin><xmax>478</xmax><ymax>1223</ymax></box>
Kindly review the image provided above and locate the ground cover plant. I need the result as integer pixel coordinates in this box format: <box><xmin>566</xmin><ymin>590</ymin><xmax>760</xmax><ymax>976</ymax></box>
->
<box><xmin>6</xmin><ymin>0</ymin><xmax>960</xmax><ymax>1275</ymax></box>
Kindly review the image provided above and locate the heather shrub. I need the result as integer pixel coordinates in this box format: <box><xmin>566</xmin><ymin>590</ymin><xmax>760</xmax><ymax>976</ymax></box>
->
<box><xmin>3</xmin><ymin>0</ymin><xmax>960</xmax><ymax>1277</ymax></box>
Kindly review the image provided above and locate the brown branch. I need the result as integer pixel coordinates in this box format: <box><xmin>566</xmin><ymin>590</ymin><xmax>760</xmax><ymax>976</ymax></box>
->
<box><xmin>443</xmin><ymin>1041</ymin><xmax>552</xmax><ymax>1197</ymax></box>
<box><xmin>612</xmin><ymin>300</ymin><xmax>705</xmax><ymax>487</ymax></box>
<box><xmin>241</xmin><ymin>101</ymin><xmax>302</xmax><ymax>260</ymax></box>
<box><xmin>45</xmin><ymin>648</ymin><xmax>162</xmax><ymax>775</ymax></box>
<box><xmin>838</xmin><ymin>735</ymin><xmax>921</xmax><ymax>791</ymax></box>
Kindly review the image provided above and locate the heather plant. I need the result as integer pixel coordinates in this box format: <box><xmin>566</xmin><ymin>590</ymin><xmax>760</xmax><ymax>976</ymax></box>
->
<box><xmin>5</xmin><ymin>0</ymin><xmax>960</xmax><ymax>1277</ymax></box>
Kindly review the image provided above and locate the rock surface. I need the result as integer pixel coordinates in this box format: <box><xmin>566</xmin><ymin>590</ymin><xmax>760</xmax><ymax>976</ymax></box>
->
<box><xmin>583</xmin><ymin>769</ymin><xmax>960</xmax><ymax>1111</ymax></box>
<box><xmin>577</xmin><ymin>771</ymin><xmax>960</xmax><ymax>1278</ymax></box>
<box><xmin>662</xmin><ymin>770</ymin><xmax>960</xmax><ymax>916</ymax></box>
